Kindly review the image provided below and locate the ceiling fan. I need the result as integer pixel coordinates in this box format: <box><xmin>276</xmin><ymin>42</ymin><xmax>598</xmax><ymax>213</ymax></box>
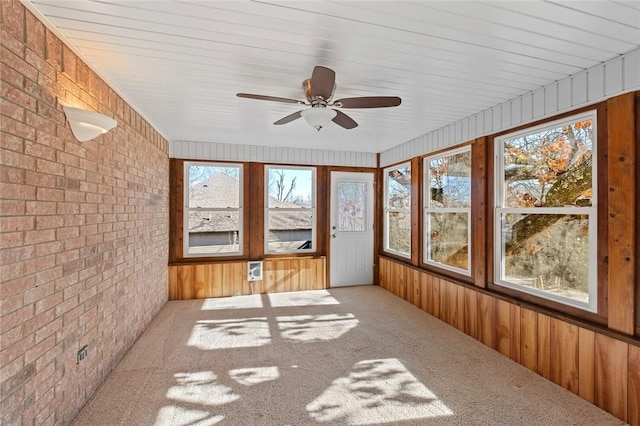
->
<box><xmin>236</xmin><ymin>66</ymin><xmax>401</xmax><ymax>131</ymax></box>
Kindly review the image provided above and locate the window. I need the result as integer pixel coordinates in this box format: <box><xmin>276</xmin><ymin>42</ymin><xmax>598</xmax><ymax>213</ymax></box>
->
<box><xmin>424</xmin><ymin>147</ymin><xmax>471</xmax><ymax>275</ymax></box>
<box><xmin>494</xmin><ymin>111</ymin><xmax>597</xmax><ymax>312</ymax></box>
<box><xmin>265</xmin><ymin>166</ymin><xmax>316</xmax><ymax>253</ymax></box>
<box><xmin>383</xmin><ymin>163</ymin><xmax>411</xmax><ymax>257</ymax></box>
<box><xmin>184</xmin><ymin>162</ymin><xmax>243</xmax><ymax>257</ymax></box>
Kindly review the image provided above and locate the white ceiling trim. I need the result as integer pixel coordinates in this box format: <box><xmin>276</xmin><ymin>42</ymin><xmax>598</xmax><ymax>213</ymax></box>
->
<box><xmin>380</xmin><ymin>47</ymin><xmax>640</xmax><ymax>167</ymax></box>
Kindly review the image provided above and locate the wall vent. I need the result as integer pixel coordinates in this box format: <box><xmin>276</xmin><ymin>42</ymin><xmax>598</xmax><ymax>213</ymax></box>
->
<box><xmin>248</xmin><ymin>261</ymin><xmax>263</xmax><ymax>281</ymax></box>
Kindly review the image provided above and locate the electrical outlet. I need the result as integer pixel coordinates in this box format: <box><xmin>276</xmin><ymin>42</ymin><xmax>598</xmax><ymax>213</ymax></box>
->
<box><xmin>77</xmin><ymin>345</ymin><xmax>89</xmax><ymax>364</ymax></box>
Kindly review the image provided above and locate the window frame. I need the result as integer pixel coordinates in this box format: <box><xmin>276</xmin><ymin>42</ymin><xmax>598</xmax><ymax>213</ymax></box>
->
<box><xmin>493</xmin><ymin>110</ymin><xmax>598</xmax><ymax>313</ymax></box>
<box><xmin>383</xmin><ymin>162</ymin><xmax>412</xmax><ymax>259</ymax></box>
<box><xmin>264</xmin><ymin>165</ymin><xmax>317</xmax><ymax>254</ymax></box>
<box><xmin>423</xmin><ymin>146</ymin><xmax>472</xmax><ymax>276</ymax></box>
<box><xmin>183</xmin><ymin>161</ymin><xmax>244</xmax><ymax>258</ymax></box>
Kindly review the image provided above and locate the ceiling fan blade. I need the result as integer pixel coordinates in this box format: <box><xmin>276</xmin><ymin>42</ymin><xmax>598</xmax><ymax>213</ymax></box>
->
<box><xmin>237</xmin><ymin>93</ymin><xmax>305</xmax><ymax>105</ymax></box>
<box><xmin>332</xmin><ymin>110</ymin><xmax>358</xmax><ymax>129</ymax></box>
<box><xmin>274</xmin><ymin>111</ymin><xmax>303</xmax><ymax>125</ymax></box>
<box><xmin>310</xmin><ymin>66</ymin><xmax>335</xmax><ymax>100</ymax></box>
<box><xmin>334</xmin><ymin>96</ymin><xmax>402</xmax><ymax>108</ymax></box>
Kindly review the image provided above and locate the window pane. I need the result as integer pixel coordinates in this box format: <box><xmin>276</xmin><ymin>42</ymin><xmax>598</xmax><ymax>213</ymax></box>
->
<box><xmin>338</xmin><ymin>182</ymin><xmax>366</xmax><ymax>232</ymax></box>
<box><xmin>427</xmin><ymin>212</ymin><xmax>468</xmax><ymax>270</ymax></box>
<box><xmin>428</xmin><ymin>150</ymin><xmax>471</xmax><ymax>208</ymax></box>
<box><xmin>386</xmin><ymin>165</ymin><xmax>411</xmax><ymax>208</ymax></box>
<box><xmin>387</xmin><ymin>211</ymin><xmax>410</xmax><ymax>255</ymax></box>
<box><xmin>267</xmin><ymin>210</ymin><xmax>313</xmax><ymax>251</ymax></box>
<box><xmin>187</xmin><ymin>211</ymin><xmax>240</xmax><ymax>255</ymax></box>
<box><xmin>267</xmin><ymin>168</ymin><xmax>313</xmax><ymax>208</ymax></box>
<box><xmin>502</xmin><ymin>118</ymin><xmax>593</xmax><ymax>208</ymax></box>
<box><xmin>500</xmin><ymin>213</ymin><xmax>590</xmax><ymax>304</ymax></box>
<box><xmin>188</xmin><ymin>165</ymin><xmax>241</xmax><ymax>208</ymax></box>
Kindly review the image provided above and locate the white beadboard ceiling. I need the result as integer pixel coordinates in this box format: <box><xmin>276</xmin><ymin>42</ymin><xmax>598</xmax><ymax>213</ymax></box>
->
<box><xmin>26</xmin><ymin>0</ymin><xmax>640</xmax><ymax>154</ymax></box>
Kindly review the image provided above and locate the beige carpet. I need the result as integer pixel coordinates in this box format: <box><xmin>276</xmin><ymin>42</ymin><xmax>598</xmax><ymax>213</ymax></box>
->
<box><xmin>72</xmin><ymin>286</ymin><xmax>625</xmax><ymax>425</ymax></box>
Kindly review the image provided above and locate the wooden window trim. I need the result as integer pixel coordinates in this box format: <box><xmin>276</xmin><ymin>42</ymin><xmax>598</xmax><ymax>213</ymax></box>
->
<box><xmin>169</xmin><ymin>159</ymin><xmax>327</xmax><ymax>265</ymax></box>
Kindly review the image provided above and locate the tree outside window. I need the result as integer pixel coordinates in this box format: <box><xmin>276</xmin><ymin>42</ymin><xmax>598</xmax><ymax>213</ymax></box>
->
<box><xmin>384</xmin><ymin>163</ymin><xmax>411</xmax><ymax>257</ymax></box>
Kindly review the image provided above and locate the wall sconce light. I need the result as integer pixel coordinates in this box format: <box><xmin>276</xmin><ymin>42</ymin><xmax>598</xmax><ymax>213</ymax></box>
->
<box><xmin>301</xmin><ymin>107</ymin><xmax>337</xmax><ymax>131</ymax></box>
<box><xmin>63</xmin><ymin>106</ymin><xmax>117</xmax><ymax>142</ymax></box>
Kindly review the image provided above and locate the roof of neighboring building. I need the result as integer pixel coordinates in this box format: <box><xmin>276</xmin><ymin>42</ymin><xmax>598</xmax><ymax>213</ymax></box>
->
<box><xmin>188</xmin><ymin>172</ymin><xmax>311</xmax><ymax>233</ymax></box>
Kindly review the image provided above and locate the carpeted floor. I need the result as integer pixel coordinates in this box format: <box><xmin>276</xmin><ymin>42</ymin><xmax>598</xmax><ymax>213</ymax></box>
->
<box><xmin>72</xmin><ymin>286</ymin><xmax>626</xmax><ymax>425</ymax></box>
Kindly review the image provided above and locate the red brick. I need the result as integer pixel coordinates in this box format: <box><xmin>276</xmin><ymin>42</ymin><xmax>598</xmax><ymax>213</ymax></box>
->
<box><xmin>0</xmin><ymin>200</ymin><xmax>25</xmax><ymax>216</ymax></box>
<box><xmin>2</xmin><ymin>215</ymin><xmax>35</xmax><ymax>231</ymax></box>
<box><xmin>61</xmin><ymin>45</ymin><xmax>76</xmax><ymax>79</ymax></box>
<box><xmin>0</xmin><ymin>132</ymin><xmax>24</xmax><ymax>152</ymax></box>
<box><xmin>0</xmin><ymin>231</ymin><xmax>24</xmax><ymax>249</ymax></box>
<box><xmin>1</xmin><ymin>150</ymin><xmax>36</xmax><ymax>172</ymax></box>
<box><xmin>0</xmin><ymin>245</ymin><xmax>34</xmax><ymax>266</ymax></box>
<box><xmin>1</xmin><ymin>0</ymin><xmax>25</xmax><ymax>43</ymax></box>
<box><xmin>36</xmin><ymin>158</ymin><xmax>64</xmax><ymax>176</ymax></box>
<box><xmin>25</xmin><ymin>10</ymin><xmax>46</xmax><ymax>56</ymax></box>
<box><xmin>36</xmin><ymin>186</ymin><xmax>64</xmax><ymax>202</ymax></box>
<box><xmin>0</xmin><ymin>292</ymin><xmax>24</xmax><ymax>315</ymax></box>
<box><xmin>1</xmin><ymin>44</ymin><xmax>36</xmax><ymax>82</ymax></box>
<box><xmin>25</xmin><ymin>200</ymin><xmax>57</xmax><ymax>215</ymax></box>
<box><xmin>0</xmin><ymin>166</ymin><xmax>25</xmax><ymax>183</ymax></box>
<box><xmin>1</xmin><ymin>82</ymin><xmax>36</xmax><ymax>110</ymax></box>
<box><xmin>24</xmin><ymin>229</ymin><xmax>55</xmax><ymax>245</ymax></box>
<box><xmin>34</xmin><ymin>240</ymin><xmax>63</xmax><ymax>257</ymax></box>
<box><xmin>1</xmin><ymin>182</ymin><xmax>36</xmax><ymax>200</ymax></box>
<box><xmin>0</xmin><ymin>61</ymin><xmax>25</xmax><ymax>90</ymax></box>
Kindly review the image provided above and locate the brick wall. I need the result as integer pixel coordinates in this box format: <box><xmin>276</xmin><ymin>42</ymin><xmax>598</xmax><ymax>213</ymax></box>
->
<box><xmin>1</xmin><ymin>1</ymin><xmax>169</xmax><ymax>424</ymax></box>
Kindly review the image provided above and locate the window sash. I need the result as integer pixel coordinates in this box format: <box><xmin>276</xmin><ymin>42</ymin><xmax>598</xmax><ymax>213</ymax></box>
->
<box><xmin>183</xmin><ymin>162</ymin><xmax>243</xmax><ymax>257</ymax></box>
<box><xmin>264</xmin><ymin>166</ymin><xmax>316</xmax><ymax>254</ymax></box>
<box><xmin>383</xmin><ymin>162</ymin><xmax>411</xmax><ymax>258</ymax></box>
<box><xmin>423</xmin><ymin>147</ymin><xmax>471</xmax><ymax>274</ymax></box>
<box><xmin>494</xmin><ymin>111</ymin><xmax>597</xmax><ymax>312</ymax></box>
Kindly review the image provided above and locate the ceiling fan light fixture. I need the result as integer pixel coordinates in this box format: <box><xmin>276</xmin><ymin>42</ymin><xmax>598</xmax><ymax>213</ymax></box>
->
<box><xmin>301</xmin><ymin>107</ymin><xmax>337</xmax><ymax>131</ymax></box>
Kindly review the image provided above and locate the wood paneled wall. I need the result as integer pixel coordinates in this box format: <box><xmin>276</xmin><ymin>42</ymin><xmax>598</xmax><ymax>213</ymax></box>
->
<box><xmin>169</xmin><ymin>257</ymin><xmax>326</xmax><ymax>300</ymax></box>
<box><xmin>379</xmin><ymin>257</ymin><xmax>640</xmax><ymax>426</ymax></box>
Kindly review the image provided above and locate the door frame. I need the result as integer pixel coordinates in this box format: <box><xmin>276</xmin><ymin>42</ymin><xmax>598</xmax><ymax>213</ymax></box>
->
<box><xmin>327</xmin><ymin>168</ymin><xmax>378</xmax><ymax>288</ymax></box>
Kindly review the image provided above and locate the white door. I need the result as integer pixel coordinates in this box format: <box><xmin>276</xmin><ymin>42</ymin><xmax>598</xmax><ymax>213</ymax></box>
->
<box><xmin>329</xmin><ymin>171</ymin><xmax>374</xmax><ymax>287</ymax></box>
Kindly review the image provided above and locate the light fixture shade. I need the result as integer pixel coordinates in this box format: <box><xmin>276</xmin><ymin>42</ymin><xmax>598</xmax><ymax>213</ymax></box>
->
<box><xmin>301</xmin><ymin>107</ymin><xmax>337</xmax><ymax>131</ymax></box>
<box><xmin>63</xmin><ymin>106</ymin><xmax>117</xmax><ymax>142</ymax></box>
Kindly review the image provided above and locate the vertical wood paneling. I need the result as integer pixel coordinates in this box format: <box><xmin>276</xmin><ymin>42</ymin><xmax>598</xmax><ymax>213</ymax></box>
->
<box><xmin>420</xmin><ymin>271</ymin><xmax>429</xmax><ymax>313</ymax></box>
<box><xmin>520</xmin><ymin>308</ymin><xmax>537</xmax><ymax>372</ymax></box>
<box><xmin>595</xmin><ymin>334</ymin><xmax>629</xmax><ymax>421</ymax></box>
<box><xmin>168</xmin><ymin>258</ymin><xmax>325</xmax><ymax>299</ymax></box>
<box><xmin>456</xmin><ymin>285</ymin><xmax>465</xmax><ymax>332</ymax></box>
<box><xmin>496</xmin><ymin>299</ymin><xmax>512</xmax><ymax>358</ymax></box>
<box><xmin>477</xmin><ymin>292</ymin><xmax>495</xmax><ymax>349</ymax></box>
<box><xmin>377</xmin><ymin>259</ymin><xmax>637</xmax><ymax>425</ymax></box>
<box><xmin>579</xmin><ymin>327</ymin><xmax>596</xmax><ymax>403</ymax></box>
<box><xmin>509</xmin><ymin>304</ymin><xmax>521</xmax><ymax>363</ymax></box>
<box><xmin>550</xmin><ymin>319</ymin><xmax>579</xmax><ymax>394</ymax></box>
<box><xmin>607</xmin><ymin>92</ymin><xmax>636</xmax><ymax>335</ymax></box>
<box><xmin>537</xmin><ymin>314</ymin><xmax>551</xmax><ymax>380</ymax></box>
<box><xmin>588</xmin><ymin>65</ymin><xmax>605</xmax><ymax>102</ymax></box>
<box><xmin>463</xmin><ymin>288</ymin><xmax>477</xmax><ymax>339</ymax></box>
<box><xmin>429</xmin><ymin>275</ymin><xmax>441</xmax><ymax>318</ymax></box>
<box><xmin>411</xmin><ymin>269</ymin><xmax>421</xmax><ymax>308</ymax></box>
<box><xmin>629</xmin><ymin>345</ymin><xmax>640</xmax><ymax>426</ymax></box>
